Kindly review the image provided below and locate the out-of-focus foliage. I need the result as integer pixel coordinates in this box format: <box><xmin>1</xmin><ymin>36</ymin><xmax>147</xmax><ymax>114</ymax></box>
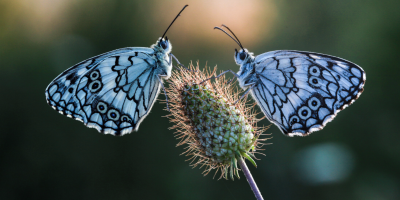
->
<box><xmin>0</xmin><ymin>0</ymin><xmax>399</xmax><ymax>199</ymax></box>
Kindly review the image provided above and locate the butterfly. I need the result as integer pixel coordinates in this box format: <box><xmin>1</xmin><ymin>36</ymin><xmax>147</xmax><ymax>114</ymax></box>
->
<box><xmin>203</xmin><ymin>25</ymin><xmax>366</xmax><ymax>136</ymax></box>
<box><xmin>45</xmin><ymin>5</ymin><xmax>189</xmax><ymax>136</ymax></box>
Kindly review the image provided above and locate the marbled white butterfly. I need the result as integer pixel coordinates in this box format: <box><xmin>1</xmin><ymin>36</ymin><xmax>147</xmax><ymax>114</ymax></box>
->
<box><xmin>45</xmin><ymin>5</ymin><xmax>189</xmax><ymax>136</ymax></box>
<box><xmin>204</xmin><ymin>25</ymin><xmax>365</xmax><ymax>136</ymax></box>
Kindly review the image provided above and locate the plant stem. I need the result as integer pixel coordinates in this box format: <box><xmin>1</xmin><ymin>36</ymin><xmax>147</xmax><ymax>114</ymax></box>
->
<box><xmin>238</xmin><ymin>156</ymin><xmax>264</xmax><ymax>200</ymax></box>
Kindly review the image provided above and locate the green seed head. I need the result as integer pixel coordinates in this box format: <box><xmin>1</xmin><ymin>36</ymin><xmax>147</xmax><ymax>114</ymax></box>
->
<box><xmin>166</xmin><ymin>63</ymin><xmax>270</xmax><ymax>180</ymax></box>
<box><xmin>182</xmin><ymin>84</ymin><xmax>256</xmax><ymax>164</ymax></box>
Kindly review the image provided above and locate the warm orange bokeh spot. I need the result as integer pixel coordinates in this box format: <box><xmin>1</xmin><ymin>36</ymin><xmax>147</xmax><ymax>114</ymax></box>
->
<box><xmin>153</xmin><ymin>0</ymin><xmax>277</xmax><ymax>48</ymax></box>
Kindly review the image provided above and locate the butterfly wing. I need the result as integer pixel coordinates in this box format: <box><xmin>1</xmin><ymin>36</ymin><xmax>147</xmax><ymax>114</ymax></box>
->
<box><xmin>251</xmin><ymin>50</ymin><xmax>365</xmax><ymax>136</ymax></box>
<box><xmin>46</xmin><ymin>47</ymin><xmax>163</xmax><ymax>136</ymax></box>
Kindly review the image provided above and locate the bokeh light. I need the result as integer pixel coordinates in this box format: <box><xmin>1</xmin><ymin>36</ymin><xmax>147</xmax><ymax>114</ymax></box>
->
<box><xmin>1</xmin><ymin>0</ymin><xmax>400</xmax><ymax>199</ymax></box>
<box><xmin>3</xmin><ymin>0</ymin><xmax>72</xmax><ymax>42</ymax></box>
<box><xmin>292</xmin><ymin>143</ymin><xmax>355</xmax><ymax>185</ymax></box>
<box><xmin>153</xmin><ymin>0</ymin><xmax>277</xmax><ymax>48</ymax></box>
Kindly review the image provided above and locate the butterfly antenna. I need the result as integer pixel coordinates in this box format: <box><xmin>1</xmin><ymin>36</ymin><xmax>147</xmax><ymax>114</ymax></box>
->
<box><xmin>221</xmin><ymin>24</ymin><xmax>244</xmax><ymax>49</ymax></box>
<box><xmin>214</xmin><ymin>27</ymin><xmax>243</xmax><ymax>49</ymax></box>
<box><xmin>161</xmin><ymin>5</ymin><xmax>189</xmax><ymax>39</ymax></box>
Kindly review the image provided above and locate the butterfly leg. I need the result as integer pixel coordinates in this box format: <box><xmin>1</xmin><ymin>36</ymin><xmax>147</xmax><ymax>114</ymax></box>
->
<box><xmin>199</xmin><ymin>70</ymin><xmax>239</xmax><ymax>85</ymax></box>
<box><xmin>226</xmin><ymin>76</ymin><xmax>237</xmax><ymax>84</ymax></box>
<box><xmin>234</xmin><ymin>83</ymin><xmax>256</xmax><ymax>104</ymax></box>
<box><xmin>157</xmin><ymin>75</ymin><xmax>170</xmax><ymax>111</ymax></box>
<box><xmin>170</xmin><ymin>53</ymin><xmax>196</xmax><ymax>72</ymax></box>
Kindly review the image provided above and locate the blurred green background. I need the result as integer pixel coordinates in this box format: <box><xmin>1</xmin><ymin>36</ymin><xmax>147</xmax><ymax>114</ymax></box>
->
<box><xmin>1</xmin><ymin>0</ymin><xmax>399</xmax><ymax>199</ymax></box>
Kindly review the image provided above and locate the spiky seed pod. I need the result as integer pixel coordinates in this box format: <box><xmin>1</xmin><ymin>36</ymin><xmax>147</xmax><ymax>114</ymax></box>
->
<box><xmin>166</xmin><ymin>62</ymin><xmax>270</xmax><ymax>180</ymax></box>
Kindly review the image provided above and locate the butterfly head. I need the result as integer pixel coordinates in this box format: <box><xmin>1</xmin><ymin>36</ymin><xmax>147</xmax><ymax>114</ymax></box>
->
<box><xmin>154</xmin><ymin>37</ymin><xmax>172</xmax><ymax>53</ymax></box>
<box><xmin>234</xmin><ymin>48</ymin><xmax>253</xmax><ymax>65</ymax></box>
<box><xmin>213</xmin><ymin>25</ymin><xmax>254</xmax><ymax>65</ymax></box>
<box><xmin>154</xmin><ymin>5</ymin><xmax>188</xmax><ymax>54</ymax></box>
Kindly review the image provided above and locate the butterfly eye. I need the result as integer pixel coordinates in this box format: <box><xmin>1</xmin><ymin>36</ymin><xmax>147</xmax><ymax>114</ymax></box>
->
<box><xmin>239</xmin><ymin>52</ymin><xmax>246</xmax><ymax>60</ymax></box>
<box><xmin>161</xmin><ymin>41</ymin><xmax>167</xmax><ymax>49</ymax></box>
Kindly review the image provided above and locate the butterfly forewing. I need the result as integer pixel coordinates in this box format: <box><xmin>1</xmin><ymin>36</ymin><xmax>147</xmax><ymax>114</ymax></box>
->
<box><xmin>252</xmin><ymin>50</ymin><xmax>365</xmax><ymax>136</ymax></box>
<box><xmin>46</xmin><ymin>48</ymin><xmax>163</xmax><ymax>136</ymax></box>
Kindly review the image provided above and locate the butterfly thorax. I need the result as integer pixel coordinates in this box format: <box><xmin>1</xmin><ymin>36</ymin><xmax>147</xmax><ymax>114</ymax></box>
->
<box><xmin>151</xmin><ymin>38</ymin><xmax>173</xmax><ymax>79</ymax></box>
<box><xmin>237</xmin><ymin>54</ymin><xmax>257</xmax><ymax>89</ymax></box>
<box><xmin>154</xmin><ymin>51</ymin><xmax>172</xmax><ymax>79</ymax></box>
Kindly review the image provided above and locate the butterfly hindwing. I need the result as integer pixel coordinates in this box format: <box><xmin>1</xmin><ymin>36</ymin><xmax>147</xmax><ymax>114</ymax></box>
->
<box><xmin>46</xmin><ymin>48</ymin><xmax>138</xmax><ymax>121</ymax></box>
<box><xmin>252</xmin><ymin>50</ymin><xmax>365</xmax><ymax>136</ymax></box>
<box><xmin>46</xmin><ymin>48</ymin><xmax>162</xmax><ymax>136</ymax></box>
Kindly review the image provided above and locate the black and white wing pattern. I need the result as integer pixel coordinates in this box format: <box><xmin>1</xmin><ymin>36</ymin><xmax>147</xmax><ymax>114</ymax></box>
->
<box><xmin>45</xmin><ymin>48</ymin><xmax>163</xmax><ymax>136</ymax></box>
<box><xmin>252</xmin><ymin>50</ymin><xmax>365</xmax><ymax>136</ymax></box>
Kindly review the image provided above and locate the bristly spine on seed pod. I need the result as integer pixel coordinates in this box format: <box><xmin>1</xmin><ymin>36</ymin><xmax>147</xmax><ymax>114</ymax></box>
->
<box><xmin>166</xmin><ymin>62</ymin><xmax>270</xmax><ymax>180</ymax></box>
